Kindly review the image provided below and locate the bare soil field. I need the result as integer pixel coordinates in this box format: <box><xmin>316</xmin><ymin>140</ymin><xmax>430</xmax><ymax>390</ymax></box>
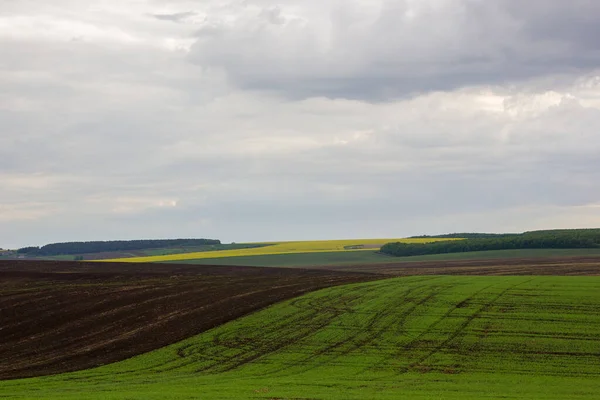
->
<box><xmin>317</xmin><ymin>255</ymin><xmax>600</xmax><ymax>275</ymax></box>
<box><xmin>0</xmin><ymin>260</ymin><xmax>378</xmax><ymax>380</ymax></box>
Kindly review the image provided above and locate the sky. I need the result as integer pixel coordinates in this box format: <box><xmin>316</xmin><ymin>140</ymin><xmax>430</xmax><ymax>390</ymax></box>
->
<box><xmin>2</xmin><ymin>0</ymin><xmax>600</xmax><ymax>248</ymax></box>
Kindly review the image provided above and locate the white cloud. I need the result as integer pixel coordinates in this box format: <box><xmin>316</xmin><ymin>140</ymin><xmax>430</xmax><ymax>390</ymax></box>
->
<box><xmin>0</xmin><ymin>202</ymin><xmax>59</xmax><ymax>222</ymax></box>
<box><xmin>84</xmin><ymin>195</ymin><xmax>179</xmax><ymax>214</ymax></box>
<box><xmin>0</xmin><ymin>15</ymin><xmax>140</xmax><ymax>43</ymax></box>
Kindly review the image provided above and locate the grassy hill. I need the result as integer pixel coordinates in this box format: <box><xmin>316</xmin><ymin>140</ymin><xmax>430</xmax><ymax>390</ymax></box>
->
<box><xmin>382</xmin><ymin>228</ymin><xmax>600</xmax><ymax>257</ymax></box>
<box><xmin>13</xmin><ymin>230</ymin><xmax>600</xmax><ymax>267</ymax></box>
<box><xmin>102</xmin><ymin>238</ymin><xmax>452</xmax><ymax>263</ymax></box>
<box><xmin>41</xmin><ymin>243</ymin><xmax>271</xmax><ymax>261</ymax></box>
<box><xmin>173</xmin><ymin>248</ymin><xmax>600</xmax><ymax>267</ymax></box>
<box><xmin>2</xmin><ymin>275</ymin><xmax>599</xmax><ymax>399</ymax></box>
<box><xmin>171</xmin><ymin>248</ymin><xmax>396</xmax><ymax>266</ymax></box>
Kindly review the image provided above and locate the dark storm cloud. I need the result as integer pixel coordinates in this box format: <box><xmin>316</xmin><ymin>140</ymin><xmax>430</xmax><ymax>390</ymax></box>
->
<box><xmin>500</xmin><ymin>0</ymin><xmax>600</xmax><ymax>48</ymax></box>
<box><xmin>188</xmin><ymin>0</ymin><xmax>600</xmax><ymax>100</ymax></box>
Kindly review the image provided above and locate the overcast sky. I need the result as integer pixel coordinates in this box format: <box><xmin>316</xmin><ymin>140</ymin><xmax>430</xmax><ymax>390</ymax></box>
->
<box><xmin>2</xmin><ymin>0</ymin><xmax>600</xmax><ymax>248</ymax></box>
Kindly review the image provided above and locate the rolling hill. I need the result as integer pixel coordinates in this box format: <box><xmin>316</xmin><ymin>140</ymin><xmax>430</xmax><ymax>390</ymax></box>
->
<box><xmin>2</xmin><ymin>274</ymin><xmax>600</xmax><ymax>399</ymax></box>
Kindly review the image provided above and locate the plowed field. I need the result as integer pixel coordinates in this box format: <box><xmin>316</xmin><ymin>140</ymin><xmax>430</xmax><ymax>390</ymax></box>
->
<box><xmin>0</xmin><ymin>260</ymin><xmax>378</xmax><ymax>380</ymax></box>
<box><xmin>316</xmin><ymin>255</ymin><xmax>600</xmax><ymax>275</ymax></box>
<box><xmin>2</xmin><ymin>276</ymin><xmax>600</xmax><ymax>399</ymax></box>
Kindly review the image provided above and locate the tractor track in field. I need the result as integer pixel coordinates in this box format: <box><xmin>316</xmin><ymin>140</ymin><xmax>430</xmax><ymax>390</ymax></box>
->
<box><xmin>189</xmin><ymin>284</ymin><xmax>385</xmax><ymax>374</ymax></box>
<box><xmin>360</xmin><ymin>280</ymin><xmax>497</xmax><ymax>374</ymax></box>
<box><xmin>258</xmin><ymin>283</ymin><xmax>427</xmax><ymax>376</ymax></box>
<box><xmin>405</xmin><ymin>277</ymin><xmax>535</xmax><ymax>372</ymax></box>
<box><xmin>0</xmin><ymin>260</ymin><xmax>380</xmax><ymax>380</ymax></box>
<box><xmin>227</xmin><ymin>277</ymin><xmax>448</xmax><ymax>378</ymax></box>
<box><xmin>3</xmin><ymin>255</ymin><xmax>600</xmax><ymax>381</ymax></box>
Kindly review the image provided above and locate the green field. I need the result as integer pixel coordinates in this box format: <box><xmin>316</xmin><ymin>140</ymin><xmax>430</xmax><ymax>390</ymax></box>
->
<box><xmin>2</xmin><ymin>275</ymin><xmax>600</xmax><ymax>399</ymax></box>
<box><xmin>35</xmin><ymin>243</ymin><xmax>271</xmax><ymax>261</ymax></box>
<box><xmin>102</xmin><ymin>238</ymin><xmax>446</xmax><ymax>263</ymax></box>
<box><xmin>171</xmin><ymin>249</ymin><xmax>396</xmax><ymax>266</ymax></box>
<box><xmin>385</xmin><ymin>248</ymin><xmax>600</xmax><ymax>261</ymax></box>
<box><xmin>171</xmin><ymin>248</ymin><xmax>600</xmax><ymax>267</ymax></box>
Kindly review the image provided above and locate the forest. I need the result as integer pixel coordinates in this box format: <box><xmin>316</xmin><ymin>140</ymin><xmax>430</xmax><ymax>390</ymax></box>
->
<box><xmin>409</xmin><ymin>233</ymin><xmax>518</xmax><ymax>239</ymax></box>
<box><xmin>17</xmin><ymin>239</ymin><xmax>221</xmax><ymax>256</ymax></box>
<box><xmin>381</xmin><ymin>229</ymin><xmax>600</xmax><ymax>257</ymax></box>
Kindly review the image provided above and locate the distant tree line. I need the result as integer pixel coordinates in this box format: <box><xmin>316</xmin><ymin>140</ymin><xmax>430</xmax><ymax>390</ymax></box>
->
<box><xmin>381</xmin><ymin>229</ymin><xmax>600</xmax><ymax>257</ymax></box>
<box><xmin>17</xmin><ymin>238</ymin><xmax>221</xmax><ymax>256</ymax></box>
<box><xmin>409</xmin><ymin>233</ymin><xmax>518</xmax><ymax>239</ymax></box>
<box><xmin>17</xmin><ymin>246</ymin><xmax>41</xmax><ymax>254</ymax></box>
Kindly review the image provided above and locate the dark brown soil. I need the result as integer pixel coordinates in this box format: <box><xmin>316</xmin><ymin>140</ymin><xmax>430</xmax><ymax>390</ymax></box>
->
<box><xmin>3</xmin><ymin>256</ymin><xmax>599</xmax><ymax>381</ymax></box>
<box><xmin>313</xmin><ymin>256</ymin><xmax>600</xmax><ymax>275</ymax></box>
<box><xmin>0</xmin><ymin>260</ymin><xmax>378</xmax><ymax>380</ymax></box>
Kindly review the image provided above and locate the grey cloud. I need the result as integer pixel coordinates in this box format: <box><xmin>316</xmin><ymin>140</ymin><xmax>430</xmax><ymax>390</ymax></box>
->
<box><xmin>151</xmin><ymin>11</ymin><xmax>197</xmax><ymax>22</ymax></box>
<box><xmin>500</xmin><ymin>0</ymin><xmax>600</xmax><ymax>48</ymax></box>
<box><xmin>188</xmin><ymin>0</ymin><xmax>600</xmax><ymax>100</ymax></box>
<box><xmin>2</xmin><ymin>0</ymin><xmax>600</xmax><ymax>248</ymax></box>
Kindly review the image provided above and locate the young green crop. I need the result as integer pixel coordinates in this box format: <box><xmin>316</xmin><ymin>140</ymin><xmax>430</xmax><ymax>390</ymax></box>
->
<box><xmin>2</xmin><ymin>276</ymin><xmax>600</xmax><ymax>399</ymax></box>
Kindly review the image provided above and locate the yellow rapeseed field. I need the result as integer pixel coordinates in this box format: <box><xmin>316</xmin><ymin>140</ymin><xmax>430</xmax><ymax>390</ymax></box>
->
<box><xmin>103</xmin><ymin>238</ymin><xmax>452</xmax><ymax>263</ymax></box>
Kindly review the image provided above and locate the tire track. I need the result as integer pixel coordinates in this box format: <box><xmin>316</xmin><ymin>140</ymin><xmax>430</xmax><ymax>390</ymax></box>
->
<box><xmin>405</xmin><ymin>277</ymin><xmax>535</xmax><ymax>372</ymax></box>
<box><xmin>247</xmin><ymin>278</ymin><xmax>447</xmax><ymax>377</ymax></box>
<box><xmin>363</xmin><ymin>278</ymin><xmax>496</xmax><ymax>374</ymax></box>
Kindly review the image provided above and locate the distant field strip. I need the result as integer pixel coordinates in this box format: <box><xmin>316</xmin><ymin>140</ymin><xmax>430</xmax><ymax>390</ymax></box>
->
<box><xmin>163</xmin><ymin>248</ymin><xmax>600</xmax><ymax>268</ymax></box>
<box><xmin>3</xmin><ymin>276</ymin><xmax>600</xmax><ymax>399</ymax></box>
<box><xmin>103</xmin><ymin>238</ymin><xmax>452</xmax><ymax>263</ymax></box>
